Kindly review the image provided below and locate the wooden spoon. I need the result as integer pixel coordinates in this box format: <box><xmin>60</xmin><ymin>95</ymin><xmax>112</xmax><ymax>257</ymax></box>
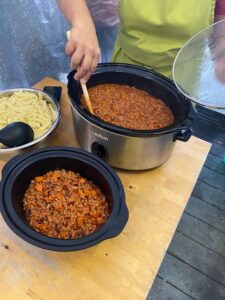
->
<box><xmin>66</xmin><ymin>31</ymin><xmax>94</xmax><ymax>115</ymax></box>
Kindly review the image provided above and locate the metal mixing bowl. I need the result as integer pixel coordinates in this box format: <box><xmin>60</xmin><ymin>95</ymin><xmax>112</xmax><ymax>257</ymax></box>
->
<box><xmin>0</xmin><ymin>88</ymin><xmax>60</xmax><ymax>154</ymax></box>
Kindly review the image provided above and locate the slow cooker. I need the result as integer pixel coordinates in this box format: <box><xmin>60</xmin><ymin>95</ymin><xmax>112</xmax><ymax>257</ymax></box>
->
<box><xmin>67</xmin><ymin>63</ymin><xmax>195</xmax><ymax>170</ymax></box>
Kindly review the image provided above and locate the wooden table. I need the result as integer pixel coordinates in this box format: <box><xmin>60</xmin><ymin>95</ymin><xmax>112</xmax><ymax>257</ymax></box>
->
<box><xmin>0</xmin><ymin>78</ymin><xmax>211</xmax><ymax>300</ymax></box>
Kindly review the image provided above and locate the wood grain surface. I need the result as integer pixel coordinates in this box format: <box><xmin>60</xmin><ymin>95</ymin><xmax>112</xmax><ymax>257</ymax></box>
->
<box><xmin>0</xmin><ymin>77</ymin><xmax>211</xmax><ymax>300</ymax></box>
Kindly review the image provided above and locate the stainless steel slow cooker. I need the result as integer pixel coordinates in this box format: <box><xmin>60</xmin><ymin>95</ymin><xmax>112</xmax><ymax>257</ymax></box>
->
<box><xmin>67</xmin><ymin>63</ymin><xmax>194</xmax><ymax>170</ymax></box>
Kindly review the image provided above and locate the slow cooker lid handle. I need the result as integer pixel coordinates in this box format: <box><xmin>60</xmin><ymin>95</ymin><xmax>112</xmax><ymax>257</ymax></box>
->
<box><xmin>43</xmin><ymin>86</ymin><xmax>62</xmax><ymax>104</ymax></box>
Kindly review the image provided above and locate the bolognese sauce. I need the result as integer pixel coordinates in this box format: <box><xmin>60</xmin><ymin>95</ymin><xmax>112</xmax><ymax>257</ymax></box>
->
<box><xmin>81</xmin><ymin>84</ymin><xmax>174</xmax><ymax>130</ymax></box>
<box><xmin>23</xmin><ymin>169</ymin><xmax>109</xmax><ymax>239</ymax></box>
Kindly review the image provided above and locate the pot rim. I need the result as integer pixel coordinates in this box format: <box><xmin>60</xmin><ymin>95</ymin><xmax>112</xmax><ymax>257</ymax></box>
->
<box><xmin>67</xmin><ymin>63</ymin><xmax>194</xmax><ymax>137</ymax></box>
<box><xmin>0</xmin><ymin>88</ymin><xmax>60</xmax><ymax>153</ymax></box>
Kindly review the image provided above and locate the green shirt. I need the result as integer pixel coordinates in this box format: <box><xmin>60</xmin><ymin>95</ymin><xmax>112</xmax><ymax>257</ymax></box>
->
<box><xmin>112</xmin><ymin>0</ymin><xmax>216</xmax><ymax>77</ymax></box>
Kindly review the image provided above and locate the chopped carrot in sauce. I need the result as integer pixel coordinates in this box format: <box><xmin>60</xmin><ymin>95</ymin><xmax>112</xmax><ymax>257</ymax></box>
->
<box><xmin>35</xmin><ymin>176</ymin><xmax>44</xmax><ymax>182</ymax></box>
<box><xmin>35</xmin><ymin>184</ymin><xmax>43</xmax><ymax>192</ymax></box>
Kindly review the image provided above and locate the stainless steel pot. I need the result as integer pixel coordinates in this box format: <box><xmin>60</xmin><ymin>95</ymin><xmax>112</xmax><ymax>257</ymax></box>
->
<box><xmin>68</xmin><ymin>63</ymin><xmax>194</xmax><ymax>170</ymax></box>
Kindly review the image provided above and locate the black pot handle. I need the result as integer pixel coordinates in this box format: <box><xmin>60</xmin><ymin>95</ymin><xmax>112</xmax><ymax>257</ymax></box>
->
<box><xmin>0</xmin><ymin>151</ymin><xmax>28</xmax><ymax>182</ymax></box>
<box><xmin>103</xmin><ymin>204</ymin><xmax>129</xmax><ymax>239</ymax></box>
<box><xmin>43</xmin><ymin>86</ymin><xmax>62</xmax><ymax>103</ymax></box>
<box><xmin>174</xmin><ymin>128</ymin><xmax>192</xmax><ymax>142</ymax></box>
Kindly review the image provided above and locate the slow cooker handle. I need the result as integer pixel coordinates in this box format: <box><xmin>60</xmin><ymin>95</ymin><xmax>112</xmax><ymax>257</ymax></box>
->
<box><xmin>174</xmin><ymin>128</ymin><xmax>192</xmax><ymax>142</ymax></box>
<box><xmin>0</xmin><ymin>154</ymin><xmax>24</xmax><ymax>213</ymax></box>
<box><xmin>0</xmin><ymin>152</ymin><xmax>28</xmax><ymax>183</ymax></box>
<box><xmin>104</xmin><ymin>205</ymin><xmax>129</xmax><ymax>239</ymax></box>
<box><xmin>43</xmin><ymin>86</ymin><xmax>62</xmax><ymax>103</ymax></box>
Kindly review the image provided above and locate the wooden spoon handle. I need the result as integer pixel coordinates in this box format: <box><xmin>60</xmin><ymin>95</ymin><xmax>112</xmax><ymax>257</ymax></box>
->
<box><xmin>80</xmin><ymin>83</ymin><xmax>94</xmax><ymax>114</ymax></box>
<box><xmin>66</xmin><ymin>31</ymin><xmax>94</xmax><ymax>115</ymax></box>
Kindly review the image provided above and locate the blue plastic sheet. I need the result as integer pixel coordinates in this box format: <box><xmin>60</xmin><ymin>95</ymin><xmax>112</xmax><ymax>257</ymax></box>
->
<box><xmin>0</xmin><ymin>0</ymin><xmax>118</xmax><ymax>90</ymax></box>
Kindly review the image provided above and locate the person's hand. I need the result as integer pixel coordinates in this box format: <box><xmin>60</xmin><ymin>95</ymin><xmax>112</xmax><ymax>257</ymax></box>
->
<box><xmin>213</xmin><ymin>36</ymin><xmax>225</xmax><ymax>83</ymax></box>
<box><xmin>66</xmin><ymin>20</ymin><xmax>100</xmax><ymax>83</ymax></box>
<box><xmin>214</xmin><ymin>55</ymin><xmax>225</xmax><ymax>83</ymax></box>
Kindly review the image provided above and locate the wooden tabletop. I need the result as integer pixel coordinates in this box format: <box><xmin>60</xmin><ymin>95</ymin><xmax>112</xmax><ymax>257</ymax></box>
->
<box><xmin>0</xmin><ymin>77</ymin><xmax>211</xmax><ymax>300</ymax></box>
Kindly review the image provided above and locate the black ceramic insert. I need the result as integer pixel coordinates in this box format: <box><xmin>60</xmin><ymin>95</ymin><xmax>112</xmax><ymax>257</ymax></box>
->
<box><xmin>0</xmin><ymin>147</ymin><xmax>128</xmax><ymax>251</ymax></box>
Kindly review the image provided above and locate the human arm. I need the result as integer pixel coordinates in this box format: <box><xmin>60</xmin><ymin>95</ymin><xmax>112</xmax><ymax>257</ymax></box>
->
<box><xmin>215</xmin><ymin>0</ymin><xmax>225</xmax><ymax>21</ymax></box>
<box><xmin>213</xmin><ymin>0</ymin><xmax>225</xmax><ymax>82</ymax></box>
<box><xmin>57</xmin><ymin>0</ymin><xmax>100</xmax><ymax>83</ymax></box>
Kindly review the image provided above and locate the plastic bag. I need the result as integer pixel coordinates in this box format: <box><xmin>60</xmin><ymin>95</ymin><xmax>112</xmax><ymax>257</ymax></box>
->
<box><xmin>0</xmin><ymin>0</ymin><xmax>70</xmax><ymax>90</ymax></box>
<box><xmin>87</xmin><ymin>0</ymin><xmax>119</xmax><ymax>27</ymax></box>
<box><xmin>0</xmin><ymin>0</ymin><xmax>118</xmax><ymax>90</ymax></box>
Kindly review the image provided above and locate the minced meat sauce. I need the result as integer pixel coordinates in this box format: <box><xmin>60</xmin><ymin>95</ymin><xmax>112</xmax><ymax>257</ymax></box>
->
<box><xmin>81</xmin><ymin>84</ymin><xmax>174</xmax><ymax>130</ymax></box>
<box><xmin>23</xmin><ymin>169</ymin><xmax>109</xmax><ymax>239</ymax></box>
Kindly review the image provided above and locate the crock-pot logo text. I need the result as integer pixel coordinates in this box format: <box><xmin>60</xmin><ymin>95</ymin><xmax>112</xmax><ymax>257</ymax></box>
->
<box><xmin>92</xmin><ymin>131</ymin><xmax>109</xmax><ymax>141</ymax></box>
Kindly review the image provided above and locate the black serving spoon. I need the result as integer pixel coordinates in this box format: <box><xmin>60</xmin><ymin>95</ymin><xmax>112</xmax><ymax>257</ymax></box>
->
<box><xmin>0</xmin><ymin>122</ymin><xmax>34</xmax><ymax>147</ymax></box>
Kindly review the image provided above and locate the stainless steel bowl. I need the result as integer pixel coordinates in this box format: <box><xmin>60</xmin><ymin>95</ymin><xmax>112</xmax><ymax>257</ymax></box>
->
<box><xmin>0</xmin><ymin>88</ymin><xmax>60</xmax><ymax>154</ymax></box>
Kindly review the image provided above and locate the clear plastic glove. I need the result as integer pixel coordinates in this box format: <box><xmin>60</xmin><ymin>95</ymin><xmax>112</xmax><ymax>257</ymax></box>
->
<box><xmin>66</xmin><ymin>20</ymin><xmax>100</xmax><ymax>83</ymax></box>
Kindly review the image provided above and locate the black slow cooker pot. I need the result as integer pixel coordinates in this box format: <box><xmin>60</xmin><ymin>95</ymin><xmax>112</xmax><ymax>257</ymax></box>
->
<box><xmin>68</xmin><ymin>63</ymin><xmax>195</xmax><ymax>170</ymax></box>
<box><xmin>0</xmin><ymin>147</ymin><xmax>128</xmax><ymax>251</ymax></box>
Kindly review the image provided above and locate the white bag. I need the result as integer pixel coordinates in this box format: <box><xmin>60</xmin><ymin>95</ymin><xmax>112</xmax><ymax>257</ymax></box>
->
<box><xmin>87</xmin><ymin>0</ymin><xmax>119</xmax><ymax>26</ymax></box>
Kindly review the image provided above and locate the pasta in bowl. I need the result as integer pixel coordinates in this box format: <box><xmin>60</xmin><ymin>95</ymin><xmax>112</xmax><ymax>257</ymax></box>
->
<box><xmin>0</xmin><ymin>88</ymin><xmax>60</xmax><ymax>153</ymax></box>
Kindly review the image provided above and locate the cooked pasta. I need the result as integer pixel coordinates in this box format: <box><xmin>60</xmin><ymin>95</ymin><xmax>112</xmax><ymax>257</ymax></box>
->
<box><xmin>0</xmin><ymin>91</ymin><xmax>57</xmax><ymax>148</ymax></box>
